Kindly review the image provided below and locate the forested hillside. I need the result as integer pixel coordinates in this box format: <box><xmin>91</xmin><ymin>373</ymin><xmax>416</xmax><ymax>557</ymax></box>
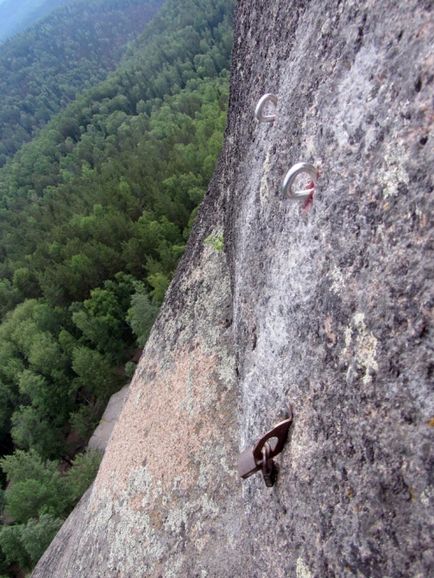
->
<box><xmin>0</xmin><ymin>0</ymin><xmax>68</xmax><ymax>43</ymax></box>
<box><xmin>0</xmin><ymin>0</ymin><xmax>163</xmax><ymax>166</ymax></box>
<box><xmin>0</xmin><ymin>0</ymin><xmax>233</xmax><ymax>575</ymax></box>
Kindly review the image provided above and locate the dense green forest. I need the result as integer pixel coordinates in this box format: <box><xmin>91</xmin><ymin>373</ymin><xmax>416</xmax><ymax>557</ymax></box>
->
<box><xmin>0</xmin><ymin>0</ymin><xmax>163</xmax><ymax>166</ymax></box>
<box><xmin>0</xmin><ymin>0</ymin><xmax>233</xmax><ymax>574</ymax></box>
<box><xmin>0</xmin><ymin>0</ymin><xmax>68</xmax><ymax>43</ymax></box>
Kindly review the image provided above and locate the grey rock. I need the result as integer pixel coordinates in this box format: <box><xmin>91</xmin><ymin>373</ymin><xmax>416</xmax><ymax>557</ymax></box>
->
<box><xmin>88</xmin><ymin>385</ymin><xmax>130</xmax><ymax>452</ymax></box>
<box><xmin>33</xmin><ymin>1</ymin><xmax>434</xmax><ymax>576</ymax></box>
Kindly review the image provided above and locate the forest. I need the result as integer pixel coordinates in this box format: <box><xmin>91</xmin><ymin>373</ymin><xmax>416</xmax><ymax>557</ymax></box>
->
<box><xmin>0</xmin><ymin>0</ymin><xmax>68</xmax><ymax>43</ymax></box>
<box><xmin>0</xmin><ymin>0</ymin><xmax>162</xmax><ymax>166</ymax></box>
<box><xmin>0</xmin><ymin>0</ymin><xmax>233</xmax><ymax>575</ymax></box>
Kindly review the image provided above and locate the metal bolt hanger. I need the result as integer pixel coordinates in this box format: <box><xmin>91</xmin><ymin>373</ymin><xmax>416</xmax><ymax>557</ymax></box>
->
<box><xmin>238</xmin><ymin>406</ymin><xmax>293</xmax><ymax>487</ymax></box>
<box><xmin>254</xmin><ymin>94</ymin><xmax>318</xmax><ymax>203</ymax></box>
<box><xmin>282</xmin><ymin>161</ymin><xmax>317</xmax><ymax>201</ymax></box>
<box><xmin>255</xmin><ymin>93</ymin><xmax>278</xmax><ymax>123</ymax></box>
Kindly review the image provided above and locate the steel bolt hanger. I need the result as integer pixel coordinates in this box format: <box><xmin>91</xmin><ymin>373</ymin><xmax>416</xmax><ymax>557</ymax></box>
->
<box><xmin>255</xmin><ymin>93</ymin><xmax>278</xmax><ymax>123</ymax></box>
<box><xmin>238</xmin><ymin>406</ymin><xmax>293</xmax><ymax>487</ymax></box>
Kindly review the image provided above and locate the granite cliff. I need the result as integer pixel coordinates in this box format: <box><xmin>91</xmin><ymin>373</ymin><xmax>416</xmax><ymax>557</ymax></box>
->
<box><xmin>33</xmin><ymin>0</ymin><xmax>433</xmax><ymax>576</ymax></box>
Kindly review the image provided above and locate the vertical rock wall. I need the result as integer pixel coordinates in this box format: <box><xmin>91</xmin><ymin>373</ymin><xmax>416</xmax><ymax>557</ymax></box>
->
<box><xmin>34</xmin><ymin>1</ymin><xmax>433</xmax><ymax>576</ymax></box>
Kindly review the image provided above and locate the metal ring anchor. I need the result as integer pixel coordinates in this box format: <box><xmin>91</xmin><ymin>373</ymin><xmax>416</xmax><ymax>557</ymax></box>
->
<box><xmin>282</xmin><ymin>162</ymin><xmax>317</xmax><ymax>200</ymax></box>
<box><xmin>255</xmin><ymin>94</ymin><xmax>278</xmax><ymax>123</ymax></box>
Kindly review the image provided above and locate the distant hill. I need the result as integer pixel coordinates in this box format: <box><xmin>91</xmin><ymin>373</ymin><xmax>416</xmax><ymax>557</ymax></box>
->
<box><xmin>0</xmin><ymin>0</ymin><xmax>69</xmax><ymax>42</ymax></box>
<box><xmin>0</xmin><ymin>0</ymin><xmax>163</xmax><ymax>166</ymax></box>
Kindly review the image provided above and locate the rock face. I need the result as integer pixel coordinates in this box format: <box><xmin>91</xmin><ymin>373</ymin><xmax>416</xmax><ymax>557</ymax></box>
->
<box><xmin>33</xmin><ymin>1</ymin><xmax>433</xmax><ymax>577</ymax></box>
<box><xmin>87</xmin><ymin>385</ymin><xmax>130</xmax><ymax>452</ymax></box>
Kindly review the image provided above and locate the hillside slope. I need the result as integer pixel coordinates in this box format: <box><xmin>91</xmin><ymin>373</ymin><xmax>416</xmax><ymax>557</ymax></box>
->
<box><xmin>0</xmin><ymin>1</ymin><xmax>233</xmax><ymax>574</ymax></box>
<box><xmin>0</xmin><ymin>0</ymin><xmax>162</xmax><ymax>165</ymax></box>
<box><xmin>0</xmin><ymin>0</ymin><xmax>68</xmax><ymax>42</ymax></box>
<box><xmin>33</xmin><ymin>0</ymin><xmax>433</xmax><ymax>576</ymax></box>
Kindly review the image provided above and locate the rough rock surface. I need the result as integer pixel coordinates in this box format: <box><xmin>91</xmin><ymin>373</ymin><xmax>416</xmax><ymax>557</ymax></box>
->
<box><xmin>33</xmin><ymin>1</ymin><xmax>433</xmax><ymax>576</ymax></box>
<box><xmin>88</xmin><ymin>385</ymin><xmax>130</xmax><ymax>452</ymax></box>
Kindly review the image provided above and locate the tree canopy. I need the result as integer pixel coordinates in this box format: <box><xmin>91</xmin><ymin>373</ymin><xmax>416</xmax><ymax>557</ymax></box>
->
<box><xmin>0</xmin><ymin>0</ymin><xmax>163</xmax><ymax>166</ymax></box>
<box><xmin>0</xmin><ymin>0</ymin><xmax>233</xmax><ymax>574</ymax></box>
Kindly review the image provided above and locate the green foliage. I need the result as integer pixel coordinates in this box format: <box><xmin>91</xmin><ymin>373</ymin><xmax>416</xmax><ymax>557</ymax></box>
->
<box><xmin>0</xmin><ymin>513</ymin><xmax>63</xmax><ymax>569</ymax></box>
<box><xmin>0</xmin><ymin>300</ymin><xmax>73</xmax><ymax>458</ymax></box>
<box><xmin>0</xmin><ymin>0</ymin><xmax>162</xmax><ymax>165</ymax></box>
<box><xmin>0</xmin><ymin>0</ymin><xmax>233</xmax><ymax>574</ymax></box>
<box><xmin>0</xmin><ymin>449</ymin><xmax>47</xmax><ymax>483</ymax></box>
<box><xmin>0</xmin><ymin>524</ymin><xmax>30</xmax><ymax>570</ymax></box>
<box><xmin>127</xmin><ymin>290</ymin><xmax>159</xmax><ymax>346</ymax></box>
<box><xmin>147</xmin><ymin>272</ymin><xmax>170</xmax><ymax>305</ymax></box>
<box><xmin>11</xmin><ymin>406</ymin><xmax>64</xmax><ymax>458</ymax></box>
<box><xmin>12</xmin><ymin>268</ymin><xmax>38</xmax><ymax>298</ymax></box>
<box><xmin>72</xmin><ymin>346</ymin><xmax>120</xmax><ymax>401</ymax></box>
<box><xmin>0</xmin><ymin>450</ymin><xmax>67</xmax><ymax>523</ymax></box>
<box><xmin>124</xmin><ymin>361</ymin><xmax>137</xmax><ymax>379</ymax></box>
<box><xmin>0</xmin><ymin>39</ymin><xmax>230</xmax><ymax>462</ymax></box>
<box><xmin>65</xmin><ymin>450</ymin><xmax>102</xmax><ymax>502</ymax></box>
<box><xmin>18</xmin><ymin>514</ymin><xmax>63</xmax><ymax>566</ymax></box>
<box><xmin>69</xmin><ymin>405</ymin><xmax>100</xmax><ymax>441</ymax></box>
<box><xmin>4</xmin><ymin>479</ymin><xmax>57</xmax><ymax>524</ymax></box>
<box><xmin>0</xmin><ymin>449</ymin><xmax>101</xmax><ymax>509</ymax></box>
<box><xmin>71</xmin><ymin>273</ymin><xmax>138</xmax><ymax>361</ymax></box>
<box><xmin>0</xmin><ymin>449</ymin><xmax>101</xmax><ymax>568</ymax></box>
<box><xmin>204</xmin><ymin>232</ymin><xmax>224</xmax><ymax>252</ymax></box>
<box><xmin>0</xmin><ymin>280</ymin><xmax>20</xmax><ymax>319</ymax></box>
